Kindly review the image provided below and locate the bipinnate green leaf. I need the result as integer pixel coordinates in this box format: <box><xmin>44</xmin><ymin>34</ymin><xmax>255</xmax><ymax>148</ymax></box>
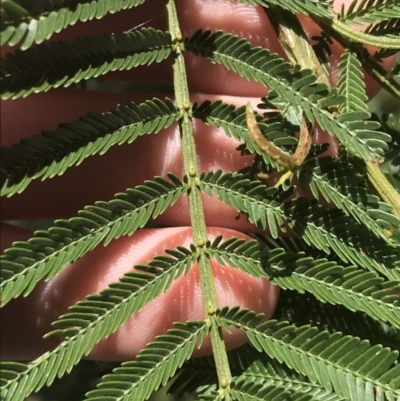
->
<box><xmin>84</xmin><ymin>321</ymin><xmax>206</xmax><ymax>401</ymax></box>
<box><xmin>0</xmin><ymin>1</ymin><xmax>399</xmax><ymax>400</ymax></box>
<box><xmin>299</xmin><ymin>157</ymin><xmax>400</xmax><ymax>242</ymax></box>
<box><xmin>0</xmin><ymin>0</ymin><xmax>149</xmax><ymax>49</ymax></box>
<box><xmin>193</xmin><ymin>100</ymin><xmax>400</xmax><ymax>241</ymax></box>
<box><xmin>1</xmin><ymin>98</ymin><xmax>178</xmax><ymax>197</ymax></box>
<box><xmin>0</xmin><ymin>27</ymin><xmax>172</xmax><ymax>99</ymax></box>
<box><xmin>193</xmin><ymin>100</ymin><xmax>298</xmax><ymax>171</ymax></box>
<box><xmin>210</xmin><ymin>236</ymin><xmax>400</xmax><ymax>329</ymax></box>
<box><xmin>0</xmin><ymin>245</ymin><xmax>197</xmax><ymax>401</ymax></box>
<box><xmin>337</xmin><ymin>49</ymin><xmax>369</xmax><ymax>114</ymax></box>
<box><xmin>339</xmin><ymin>0</ymin><xmax>400</xmax><ymax>26</ymax></box>
<box><xmin>273</xmin><ymin>290</ymin><xmax>400</xmax><ymax>351</ymax></box>
<box><xmin>364</xmin><ymin>19</ymin><xmax>400</xmax><ymax>61</ymax></box>
<box><xmin>218</xmin><ymin>307</ymin><xmax>400</xmax><ymax>401</ymax></box>
<box><xmin>379</xmin><ymin>113</ymin><xmax>400</xmax><ymax>194</ymax></box>
<box><xmin>172</xmin><ymin>343</ymin><xmax>347</xmax><ymax>401</ymax></box>
<box><xmin>231</xmin><ymin>345</ymin><xmax>347</xmax><ymax>401</ymax></box>
<box><xmin>185</xmin><ymin>30</ymin><xmax>391</xmax><ymax>160</ymax></box>
<box><xmin>201</xmin><ymin>170</ymin><xmax>400</xmax><ymax>279</ymax></box>
<box><xmin>229</xmin><ymin>377</ymin><xmax>293</xmax><ymax>401</ymax></box>
<box><xmin>235</xmin><ymin>0</ymin><xmax>331</xmax><ymax>18</ymax></box>
<box><xmin>198</xmin><ymin>393</ymin><xmax>220</xmax><ymax>401</ymax></box>
<box><xmin>0</xmin><ymin>173</ymin><xmax>184</xmax><ymax>306</ymax></box>
<box><xmin>229</xmin><ymin>375</ymin><xmax>344</xmax><ymax>401</ymax></box>
<box><xmin>335</xmin><ymin>49</ymin><xmax>390</xmax><ymax>145</ymax></box>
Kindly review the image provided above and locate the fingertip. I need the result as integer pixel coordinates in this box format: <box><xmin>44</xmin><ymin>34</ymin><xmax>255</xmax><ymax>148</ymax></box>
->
<box><xmin>88</xmin><ymin>227</ymin><xmax>279</xmax><ymax>360</ymax></box>
<box><xmin>1</xmin><ymin>227</ymin><xmax>279</xmax><ymax>360</ymax></box>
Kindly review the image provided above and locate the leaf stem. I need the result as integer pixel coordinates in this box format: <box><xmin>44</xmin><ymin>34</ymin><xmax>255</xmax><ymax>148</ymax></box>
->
<box><xmin>312</xmin><ymin>16</ymin><xmax>400</xmax><ymax>99</ymax></box>
<box><xmin>366</xmin><ymin>160</ymin><xmax>400</xmax><ymax>219</ymax></box>
<box><xmin>266</xmin><ymin>7</ymin><xmax>400</xmax><ymax>221</ymax></box>
<box><xmin>166</xmin><ymin>0</ymin><xmax>232</xmax><ymax>396</ymax></box>
<box><xmin>330</xmin><ymin>18</ymin><xmax>400</xmax><ymax>50</ymax></box>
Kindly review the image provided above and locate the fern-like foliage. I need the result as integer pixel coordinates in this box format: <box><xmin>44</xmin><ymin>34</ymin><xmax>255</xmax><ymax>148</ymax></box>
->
<box><xmin>339</xmin><ymin>0</ymin><xmax>400</xmax><ymax>26</ymax></box>
<box><xmin>201</xmin><ymin>170</ymin><xmax>400</xmax><ymax>279</ymax></box>
<box><xmin>218</xmin><ymin>307</ymin><xmax>400</xmax><ymax>401</ymax></box>
<box><xmin>233</xmin><ymin>347</ymin><xmax>349</xmax><ymax>401</ymax></box>
<box><xmin>209</xmin><ymin>236</ymin><xmax>400</xmax><ymax>328</ymax></box>
<box><xmin>298</xmin><ymin>156</ymin><xmax>400</xmax><ymax>242</ymax></box>
<box><xmin>337</xmin><ymin>49</ymin><xmax>370</xmax><ymax>114</ymax></box>
<box><xmin>379</xmin><ymin>113</ymin><xmax>400</xmax><ymax>197</ymax></box>
<box><xmin>365</xmin><ymin>17</ymin><xmax>400</xmax><ymax>41</ymax></box>
<box><xmin>194</xmin><ymin>100</ymin><xmax>400</xmax><ymax>241</ymax></box>
<box><xmin>273</xmin><ymin>290</ymin><xmax>400</xmax><ymax>351</ymax></box>
<box><xmin>1</xmin><ymin>27</ymin><xmax>172</xmax><ymax>99</ymax></box>
<box><xmin>85</xmin><ymin>321</ymin><xmax>206</xmax><ymax>401</ymax></box>
<box><xmin>185</xmin><ymin>30</ymin><xmax>391</xmax><ymax>160</ymax></box>
<box><xmin>0</xmin><ymin>97</ymin><xmax>178</xmax><ymax>196</ymax></box>
<box><xmin>0</xmin><ymin>174</ymin><xmax>184</xmax><ymax>305</ymax></box>
<box><xmin>0</xmin><ymin>246</ymin><xmax>198</xmax><ymax>401</ymax></box>
<box><xmin>0</xmin><ymin>0</ymin><xmax>149</xmax><ymax>49</ymax></box>
<box><xmin>228</xmin><ymin>0</ymin><xmax>332</xmax><ymax>18</ymax></box>
<box><xmin>193</xmin><ymin>100</ymin><xmax>298</xmax><ymax>171</ymax></box>
<box><xmin>1</xmin><ymin>0</ymin><xmax>400</xmax><ymax>400</ymax></box>
<box><xmin>172</xmin><ymin>344</ymin><xmax>348</xmax><ymax>401</ymax></box>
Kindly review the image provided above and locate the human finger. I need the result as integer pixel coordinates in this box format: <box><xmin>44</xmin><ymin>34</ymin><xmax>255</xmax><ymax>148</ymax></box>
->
<box><xmin>0</xmin><ymin>224</ymin><xmax>279</xmax><ymax>360</ymax></box>
<box><xmin>1</xmin><ymin>0</ymin><xmax>393</xmax><ymax>219</ymax></box>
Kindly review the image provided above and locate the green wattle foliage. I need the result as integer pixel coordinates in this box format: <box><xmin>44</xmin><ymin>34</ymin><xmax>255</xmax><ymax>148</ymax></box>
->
<box><xmin>1</xmin><ymin>1</ymin><xmax>400</xmax><ymax>401</ymax></box>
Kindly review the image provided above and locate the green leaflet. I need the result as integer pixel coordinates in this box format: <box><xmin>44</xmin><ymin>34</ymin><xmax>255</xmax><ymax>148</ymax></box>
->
<box><xmin>366</xmin><ymin>17</ymin><xmax>400</xmax><ymax>41</ymax></box>
<box><xmin>337</xmin><ymin>49</ymin><xmax>370</xmax><ymax>115</ymax></box>
<box><xmin>218</xmin><ymin>307</ymin><xmax>400</xmax><ymax>401</ymax></box>
<box><xmin>210</xmin><ymin>236</ymin><xmax>400</xmax><ymax>329</ymax></box>
<box><xmin>0</xmin><ymin>0</ymin><xmax>149</xmax><ymax>49</ymax></box>
<box><xmin>326</xmin><ymin>18</ymin><xmax>400</xmax><ymax>50</ymax></box>
<box><xmin>201</xmin><ymin>170</ymin><xmax>400</xmax><ymax>280</ymax></box>
<box><xmin>379</xmin><ymin>113</ymin><xmax>400</xmax><ymax>197</ymax></box>
<box><xmin>193</xmin><ymin>100</ymin><xmax>400</xmax><ymax>241</ymax></box>
<box><xmin>338</xmin><ymin>0</ymin><xmax>400</xmax><ymax>26</ymax></box>
<box><xmin>84</xmin><ymin>321</ymin><xmax>206</xmax><ymax>401</ymax></box>
<box><xmin>0</xmin><ymin>173</ymin><xmax>184</xmax><ymax>306</ymax></box>
<box><xmin>273</xmin><ymin>290</ymin><xmax>400</xmax><ymax>352</ymax></box>
<box><xmin>198</xmin><ymin>393</ymin><xmax>221</xmax><ymax>401</ymax></box>
<box><xmin>232</xmin><ymin>345</ymin><xmax>344</xmax><ymax>399</ymax></box>
<box><xmin>299</xmin><ymin>157</ymin><xmax>400</xmax><ymax>242</ymax></box>
<box><xmin>234</xmin><ymin>0</ymin><xmax>331</xmax><ymax>18</ymax></box>
<box><xmin>193</xmin><ymin>100</ymin><xmax>298</xmax><ymax>171</ymax></box>
<box><xmin>172</xmin><ymin>343</ymin><xmax>346</xmax><ymax>401</ymax></box>
<box><xmin>229</xmin><ymin>375</ymin><xmax>343</xmax><ymax>401</ymax></box>
<box><xmin>1</xmin><ymin>27</ymin><xmax>172</xmax><ymax>99</ymax></box>
<box><xmin>1</xmin><ymin>1</ymin><xmax>400</xmax><ymax>400</ymax></box>
<box><xmin>229</xmin><ymin>378</ymin><xmax>300</xmax><ymax>401</ymax></box>
<box><xmin>0</xmin><ymin>247</ymin><xmax>199</xmax><ymax>401</ymax></box>
<box><xmin>336</xmin><ymin>49</ymin><xmax>400</xmax><ymax>222</ymax></box>
<box><xmin>185</xmin><ymin>30</ymin><xmax>391</xmax><ymax>160</ymax></box>
<box><xmin>1</xmin><ymin>98</ymin><xmax>178</xmax><ymax>197</ymax></box>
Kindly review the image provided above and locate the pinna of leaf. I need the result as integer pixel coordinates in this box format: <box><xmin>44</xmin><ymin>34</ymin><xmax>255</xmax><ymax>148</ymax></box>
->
<box><xmin>1</xmin><ymin>1</ymin><xmax>400</xmax><ymax>401</ymax></box>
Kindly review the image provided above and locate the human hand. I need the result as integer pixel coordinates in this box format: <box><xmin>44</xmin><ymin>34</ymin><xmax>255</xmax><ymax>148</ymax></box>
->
<box><xmin>0</xmin><ymin>0</ymin><xmax>393</xmax><ymax>361</ymax></box>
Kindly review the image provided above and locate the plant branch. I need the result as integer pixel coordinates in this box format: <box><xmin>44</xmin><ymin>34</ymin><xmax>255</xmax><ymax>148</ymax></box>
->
<box><xmin>366</xmin><ymin>160</ymin><xmax>400</xmax><ymax>219</ymax></box>
<box><xmin>330</xmin><ymin>18</ymin><xmax>400</xmax><ymax>50</ymax></box>
<box><xmin>312</xmin><ymin>16</ymin><xmax>400</xmax><ymax>99</ymax></box>
<box><xmin>265</xmin><ymin>6</ymin><xmax>400</xmax><ymax>221</ymax></box>
<box><xmin>166</xmin><ymin>0</ymin><xmax>233</xmax><ymax>396</ymax></box>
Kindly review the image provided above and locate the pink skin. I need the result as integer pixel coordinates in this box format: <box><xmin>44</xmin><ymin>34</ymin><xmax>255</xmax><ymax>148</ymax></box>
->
<box><xmin>0</xmin><ymin>0</ymin><xmax>394</xmax><ymax>360</ymax></box>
